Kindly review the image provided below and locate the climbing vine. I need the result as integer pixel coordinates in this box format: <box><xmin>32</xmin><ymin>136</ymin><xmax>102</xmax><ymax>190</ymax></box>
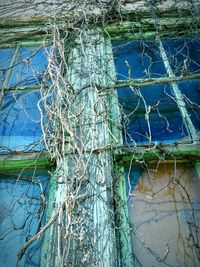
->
<box><xmin>0</xmin><ymin>1</ymin><xmax>200</xmax><ymax>267</ymax></box>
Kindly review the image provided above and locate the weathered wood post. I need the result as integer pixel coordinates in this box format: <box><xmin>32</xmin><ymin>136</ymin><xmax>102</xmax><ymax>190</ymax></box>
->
<box><xmin>41</xmin><ymin>30</ymin><xmax>119</xmax><ymax>266</ymax></box>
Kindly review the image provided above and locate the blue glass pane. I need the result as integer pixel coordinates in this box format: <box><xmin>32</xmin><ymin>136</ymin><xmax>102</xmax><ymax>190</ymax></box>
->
<box><xmin>112</xmin><ymin>40</ymin><xmax>166</xmax><ymax>80</ymax></box>
<box><xmin>114</xmin><ymin>38</ymin><xmax>200</xmax><ymax>144</ymax></box>
<box><xmin>179</xmin><ymin>80</ymin><xmax>200</xmax><ymax>134</ymax></box>
<box><xmin>118</xmin><ymin>85</ymin><xmax>187</xmax><ymax>144</ymax></box>
<box><xmin>0</xmin><ymin>90</ymin><xmax>46</xmax><ymax>152</ymax></box>
<box><xmin>163</xmin><ymin>37</ymin><xmax>200</xmax><ymax>75</ymax></box>
<box><xmin>9</xmin><ymin>47</ymin><xmax>49</xmax><ymax>87</ymax></box>
<box><xmin>0</xmin><ymin>170</ymin><xmax>49</xmax><ymax>267</ymax></box>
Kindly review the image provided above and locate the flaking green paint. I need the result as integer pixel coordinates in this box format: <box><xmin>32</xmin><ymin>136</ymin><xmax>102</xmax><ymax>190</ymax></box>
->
<box><xmin>115</xmin><ymin>164</ymin><xmax>134</xmax><ymax>267</ymax></box>
<box><xmin>115</xmin><ymin>144</ymin><xmax>200</xmax><ymax>162</ymax></box>
<box><xmin>40</xmin><ymin>170</ymin><xmax>56</xmax><ymax>267</ymax></box>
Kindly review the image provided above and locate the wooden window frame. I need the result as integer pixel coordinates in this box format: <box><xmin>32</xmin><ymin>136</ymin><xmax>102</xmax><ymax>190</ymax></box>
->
<box><xmin>111</xmin><ymin>31</ymin><xmax>200</xmax><ymax>266</ymax></box>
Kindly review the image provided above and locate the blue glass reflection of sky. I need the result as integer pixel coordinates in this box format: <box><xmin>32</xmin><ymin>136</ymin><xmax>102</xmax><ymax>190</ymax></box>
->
<box><xmin>113</xmin><ymin>38</ymin><xmax>200</xmax><ymax>144</ymax></box>
<box><xmin>162</xmin><ymin>37</ymin><xmax>200</xmax><ymax>75</ymax></box>
<box><xmin>0</xmin><ymin>90</ymin><xmax>46</xmax><ymax>152</ymax></box>
<box><xmin>0</xmin><ymin>170</ymin><xmax>49</xmax><ymax>267</ymax></box>
<box><xmin>113</xmin><ymin>40</ymin><xmax>166</xmax><ymax>80</ymax></box>
<box><xmin>118</xmin><ymin>84</ymin><xmax>186</xmax><ymax>144</ymax></box>
<box><xmin>0</xmin><ymin>47</ymin><xmax>49</xmax><ymax>88</ymax></box>
<box><xmin>179</xmin><ymin>80</ymin><xmax>200</xmax><ymax>132</ymax></box>
<box><xmin>10</xmin><ymin>47</ymin><xmax>49</xmax><ymax>87</ymax></box>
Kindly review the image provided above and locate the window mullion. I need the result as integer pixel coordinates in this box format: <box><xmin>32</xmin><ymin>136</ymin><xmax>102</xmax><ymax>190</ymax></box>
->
<box><xmin>115</xmin><ymin>73</ymin><xmax>200</xmax><ymax>89</ymax></box>
<box><xmin>0</xmin><ymin>45</ymin><xmax>19</xmax><ymax>107</ymax></box>
<box><xmin>195</xmin><ymin>161</ymin><xmax>200</xmax><ymax>178</ymax></box>
<box><xmin>158</xmin><ymin>39</ymin><xmax>198</xmax><ymax>143</ymax></box>
<box><xmin>115</xmin><ymin>164</ymin><xmax>134</xmax><ymax>267</ymax></box>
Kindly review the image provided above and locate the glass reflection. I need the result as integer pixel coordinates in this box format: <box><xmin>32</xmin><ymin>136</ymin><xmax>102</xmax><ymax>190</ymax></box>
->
<box><xmin>0</xmin><ymin>170</ymin><xmax>49</xmax><ymax>267</ymax></box>
<box><xmin>127</xmin><ymin>162</ymin><xmax>200</xmax><ymax>267</ymax></box>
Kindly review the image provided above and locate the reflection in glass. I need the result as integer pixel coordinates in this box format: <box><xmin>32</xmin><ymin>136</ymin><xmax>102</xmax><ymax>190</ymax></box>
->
<box><xmin>0</xmin><ymin>90</ymin><xmax>46</xmax><ymax>152</ymax></box>
<box><xmin>118</xmin><ymin>85</ymin><xmax>187</xmax><ymax>144</ymax></box>
<box><xmin>113</xmin><ymin>40</ymin><xmax>166</xmax><ymax>80</ymax></box>
<box><xmin>113</xmin><ymin>38</ymin><xmax>200</xmax><ymax>145</ymax></box>
<box><xmin>0</xmin><ymin>47</ymin><xmax>49</xmax><ymax>88</ymax></box>
<box><xmin>127</xmin><ymin>162</ymin><xmax>200</xmax><ymax>267</ymax></box>
<box><xmin>0</xmin><ymin>170</ymin><xmax>49</xmax><ymax>267</ymax></box>
<box><xmin>163</xmin><ymin>37</ymin><xmax>200</xmax><ymax>75</ymax></box>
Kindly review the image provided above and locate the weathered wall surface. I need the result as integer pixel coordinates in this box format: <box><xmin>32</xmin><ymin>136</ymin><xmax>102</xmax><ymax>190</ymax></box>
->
<box><xmin>0</xmin><ymin>0</ymin><xmax>199</xmax><ymax>47</ymax></box>
<box><xmin>0</xmin><ymin>0</ymin><xmax>200</xmax><ymax>20</ymax></box>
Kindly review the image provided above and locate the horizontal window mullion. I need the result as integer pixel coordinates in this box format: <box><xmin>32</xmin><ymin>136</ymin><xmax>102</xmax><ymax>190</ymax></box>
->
<box><xmin>0</xmin><ymin>85</ymin><xmax>49</xmax><ymax>91</ymax></box>
<box><xmin>0</xmin><ymin>151</ymin><xmax>51</xmax><ymax>170</ymax></box>
<box><xmin>113</xmin><ymin>73</ymin><xmax>200</xmax><ymax>89</ymax></box>
<box><xmin>114</xmin><ymin>143</ymin><xmax>200</xmax><ymax>161</ymax></box>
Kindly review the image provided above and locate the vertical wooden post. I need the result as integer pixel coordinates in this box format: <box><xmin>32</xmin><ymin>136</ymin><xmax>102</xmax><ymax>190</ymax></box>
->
<box><xmin>41</xmin><ymin>30</ymin><xmax>118</xmax><ymax>266</ymax></box>
<box><xmin>195</xmin><ymin>161</ymin><xmax>200</xmax><ymax>178</ymax></box>
<box><xmin>115</xmin><ymin>164</ymin><xmax>135</xmax><ymax>267</ymax></box>
<box><xmin>66</xmin><ymin>30</ymin><xmax>117</xmax><ymax>266</ymax></box>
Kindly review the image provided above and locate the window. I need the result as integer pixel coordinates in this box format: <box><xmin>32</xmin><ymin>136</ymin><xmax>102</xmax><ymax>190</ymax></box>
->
<box><xmin>0</xmin><ymin>7</ymin><xmax>200</xmax><ymax>267</ymax></box>
<box><xmin>113</xmin><ymin>37</ymin><xmax>200</xmax><ymax>144</ymax></box>
<box><xmin>127</xmin><ymin>162</ymin><xmax>200</xmax><ymax>267</ymax></box>
<box><xmin>0</xmin><ymin>170</ymin><xmax>50</xmax><ymax>267</ymax></box>
<box><xmin>0</xmin><ymin>46</ymin><xmax>50</xmax><ymax>152</ymax></box>
<box><xmin>113</xmin><ymin>36</ymin><xmax>200</xmax><ymax>266</ymax></box>
<box><xmin>0</xmin><ymin>43</ymin><xmax>51</xmax><ymax>266</ymax></box>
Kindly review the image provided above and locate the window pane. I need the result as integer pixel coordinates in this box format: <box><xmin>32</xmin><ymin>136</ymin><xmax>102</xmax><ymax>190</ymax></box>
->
<box><xmin>113</xmin><ymin>38</ymin><xmax>200</xmax><ymax>144</ymax></box>
<box><xmin>0</xmin><ymin>169</ymin><xmax>49</xmax><ymax>267</ymax></box>
<box><xmin>10</xmin><ymin>47</ymin><xmax>49</xmax><ymax>87</ymax></box>
<box><xmin>118</xmin><ymin>84</ymin><xmax>187</xmax><ymax>144</ymax></box>
<box><xmin>163</xmin><ymin>37</ymin><xmax>200</xmax><ymax>75</ymax></box>
<box><xmin>0</xmin><ymin>90</ymin><xmax>47</xmax><ymax>152</ymax></box>
<box><xmin>179</xmin><ymin>80</ymin><xmax>200</xmax><ymax>134</ymax></box>
<box><xmin>0</xmin><ymin>47</ymin><xmax>50</xmax><ymax>88</ymax></box>
<box><xmin>113</xmin><ymin>40</ymin><xmax>166</xmax><ymax>80</ymax></box>
<box><xmin>127</xmin><ymin>162</ymin><xmax>200</xmax><ymax>267</ymax></box>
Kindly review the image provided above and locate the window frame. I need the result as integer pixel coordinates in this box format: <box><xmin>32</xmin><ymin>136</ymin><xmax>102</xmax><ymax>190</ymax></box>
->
<box><xmin>111</xmin><ymin>34</ymin><xmax>200</xmax><ymax>266</ymax></box>
<box><xmin>0</xmin><ymin>41</ymin><xmax>52</xmax><ymax>168</ymax></box>
<box><xmin>0</xmin><ymin>40</ymin><xmax>53</xmax><ymax>266</ymax></box>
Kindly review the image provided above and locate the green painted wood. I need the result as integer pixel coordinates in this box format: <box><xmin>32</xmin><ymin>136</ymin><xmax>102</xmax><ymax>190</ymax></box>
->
<box><xmin>0</xmin><ymin>10</ymin><xmax>199</xmax><ymax>45</ymax></box>
<box><xmin>195</xmin><ymin>161</ymin><xmax>200</xmax><ymax>178</ymax></box>
<box><xmin>115</xmin><ymin>164</ymin><xmax>134</xmax><ymax>267</ymax></box>
<box><xmin>40</xmin><ymin>31</ymin><xmax>118</xmax><ymax>266</ymax></box>
<box><xmin>0</xmin><ymin>151</ymin><xmax>51</xmax><ymax>170</ymax></box>
<box><xmin>66</xmin><ymin>31</ymin><xmax>118</xmax><ymax>266</ymax></box>
<box><xmin>0</xmin><ymin>39</ymin><xmax>52</xmax><ymax>49</ymax></box>
<box><xmin>104</xmin><ymin>37</ymin><xmax>123</xmax><ymax>147</ymax></box>
<box><xmin>115</xmin><ymin>144</ymin><xmax>200</xmax><ymax>162</ymax></box>
<box><xmin>40</xmin><ymin>171</ymin><xmax>57</xmax><ymax>267</ymax></box>
<box><xmin>105</xmin><ymin>16</ymin><xmax>200</xmax><ymax>41</ymax></box>
<box><xmin>0</xmin><ymin>157</ymin><xmax>51</xmax><ymax>170</ymax></box>
<box><xmin>0</xmin><ymin>85</ymin><xmax>49</xmax><ymax>91</ymax></box>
